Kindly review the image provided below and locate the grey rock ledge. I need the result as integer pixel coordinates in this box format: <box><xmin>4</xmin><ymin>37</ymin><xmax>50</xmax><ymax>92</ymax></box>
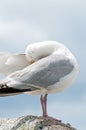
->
<box><xmin>0</xmin><ymin>115</ymin><xmax>77</xmax><ymax>130</ymax></box>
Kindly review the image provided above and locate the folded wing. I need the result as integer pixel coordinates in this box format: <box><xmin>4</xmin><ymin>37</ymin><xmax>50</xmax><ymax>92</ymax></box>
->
<box><xmin>0</xmin><ymin>55</ymin><xmax>74</xmax><ymax>96</ymax></box>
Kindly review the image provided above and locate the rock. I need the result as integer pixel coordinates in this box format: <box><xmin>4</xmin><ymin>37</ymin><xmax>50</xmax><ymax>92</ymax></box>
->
<box><xmin>0</xmin><ymin>115</ymin><xmax>77</xmax><ymax>130</ymax></box>
<box><xmin>0</xmin><ymin>118</ymin><xmax>17</xmax><ymax>130</ymax></box>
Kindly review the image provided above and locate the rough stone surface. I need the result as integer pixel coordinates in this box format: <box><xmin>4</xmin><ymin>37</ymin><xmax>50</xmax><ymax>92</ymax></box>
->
<box><xmin>0</xmin><ymin>115</ymin><xmax>77</xmax><ymax>130</ymax></box>
<box><xmin>0</xmin><ymin>118</ymin><xmax>17</xmax><ymax>130</ymax></box>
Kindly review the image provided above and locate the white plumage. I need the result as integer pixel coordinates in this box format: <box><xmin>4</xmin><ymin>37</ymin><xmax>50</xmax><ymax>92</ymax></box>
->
<box><xmin>0</xmin><ymin>41</ymin><xmax>78</xmax><ymax>118</ymax></box>
<box><xmin>0</xmin><ymin>52</ymin><xmax>28</xmax><ymax>75</ymax></box>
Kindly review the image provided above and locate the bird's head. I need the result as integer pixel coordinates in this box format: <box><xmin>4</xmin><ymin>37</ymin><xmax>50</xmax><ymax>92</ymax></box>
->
<box><xmin>25</xmin><ymin>41</ymin><xmax>60</xmax><ymax>64</ymax></box>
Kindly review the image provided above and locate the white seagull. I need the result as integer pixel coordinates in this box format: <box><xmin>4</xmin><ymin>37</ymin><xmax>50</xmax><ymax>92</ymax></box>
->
<box><xmin>0</xmin><ymin>41</ymin><xmax>78</xmax><ymax>119</ymax></box>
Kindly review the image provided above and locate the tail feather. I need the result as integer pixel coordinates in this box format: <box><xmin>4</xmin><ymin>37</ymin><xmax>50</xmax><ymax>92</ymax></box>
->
<box><xmin>0</xmin><ymin>83</ymin><xmax>32</xmax><ymax>97</ymax></box>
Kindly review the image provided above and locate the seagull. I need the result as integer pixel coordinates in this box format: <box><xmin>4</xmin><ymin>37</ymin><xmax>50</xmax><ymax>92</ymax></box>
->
<box><xmin>0</xmin><ymin>41</ymin><xmax>78</xmax><ymax>119</ymax></box>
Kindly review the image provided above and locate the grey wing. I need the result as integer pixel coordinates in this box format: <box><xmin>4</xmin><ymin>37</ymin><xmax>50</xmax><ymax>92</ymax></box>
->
<box><xmin>8</xmin><ymin>55</ymin><xmax>74</xmax><ymax>90</ymax></box>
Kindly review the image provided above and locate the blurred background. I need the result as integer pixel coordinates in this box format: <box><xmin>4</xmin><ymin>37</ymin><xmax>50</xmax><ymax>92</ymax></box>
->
<box><xmin>0</xmin><ymin>0</ymin><xmax>86</xmax><ymax>130</ymax></box>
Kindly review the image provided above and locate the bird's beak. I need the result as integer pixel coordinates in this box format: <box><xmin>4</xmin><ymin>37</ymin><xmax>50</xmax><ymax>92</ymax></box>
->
<box><xmin>29</xmin><ymin>60</ymin><xmax>35</xmax><ymax>64</ymax></box>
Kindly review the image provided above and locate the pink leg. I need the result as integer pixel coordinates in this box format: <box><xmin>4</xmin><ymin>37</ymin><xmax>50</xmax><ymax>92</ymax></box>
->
<box><xmin>40</xmin><ymin>94</ymin><xmax>61</xmax><ymax>122</ymax></box>
<box><xmin>40</xmin><ymin>94</ymin><xmax>48</xmax><ymax>117</ymax></box>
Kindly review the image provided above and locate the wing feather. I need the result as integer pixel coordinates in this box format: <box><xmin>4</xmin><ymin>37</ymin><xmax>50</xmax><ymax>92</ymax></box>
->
<box><xmin>6</xmin><ymin>55</ymin><xmax>74</xmax><ymax>90</ymax></box>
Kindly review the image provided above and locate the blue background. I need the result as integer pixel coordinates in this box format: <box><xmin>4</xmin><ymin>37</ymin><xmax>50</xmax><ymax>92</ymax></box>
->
<box><xmin>0</xmin><ymin>0</ymin><xmax>85</xmax><ymax>130</ymax></box>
